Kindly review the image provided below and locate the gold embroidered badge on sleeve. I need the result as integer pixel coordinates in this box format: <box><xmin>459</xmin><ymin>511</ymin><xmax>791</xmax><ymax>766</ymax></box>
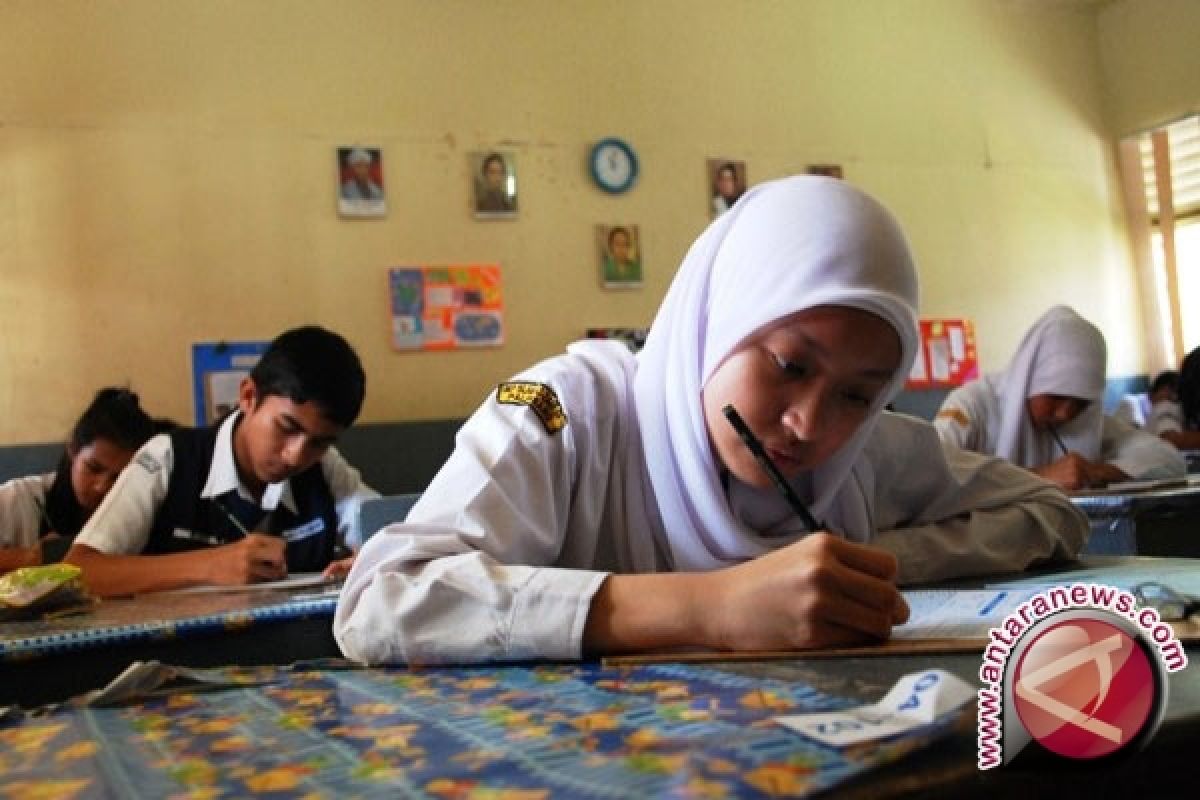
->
<box><xmin>936</xmin><ymin>408</ymin><xmax>971</xmax><ymax>427</ymax></box>
<box><xmin>496</xmin><ymin>381</ymin><xmax>568</xmax><ymax>434</ymax></box>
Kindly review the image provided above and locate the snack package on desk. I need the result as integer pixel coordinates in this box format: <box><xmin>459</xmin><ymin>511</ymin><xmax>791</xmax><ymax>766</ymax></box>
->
<box><xmin>0</xmin><ymin>564</ymin><xmax>91</xmax><ymax>620</ymax></box>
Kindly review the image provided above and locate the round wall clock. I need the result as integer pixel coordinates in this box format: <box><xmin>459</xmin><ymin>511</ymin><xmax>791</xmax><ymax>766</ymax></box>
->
<box><xmin>589</xmin><ymin>137</ymin><xmax>638</xmax><ymax>194</ymax></box>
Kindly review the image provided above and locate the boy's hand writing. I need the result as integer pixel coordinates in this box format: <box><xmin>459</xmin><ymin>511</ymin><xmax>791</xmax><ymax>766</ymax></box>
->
<box><xmin>207</xmin><ymin>533</ymin><xmax>287</xmax><ymax>585</ymax></box>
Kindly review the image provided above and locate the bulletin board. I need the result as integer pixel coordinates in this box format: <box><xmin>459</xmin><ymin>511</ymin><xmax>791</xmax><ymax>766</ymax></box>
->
<box><xmin>388</xmin><ymin>265</ymin><xmax>505</xmax><ymax>351</ymax></box>
<box><xmin>906</xmin><ymin>319</ymin><xmax>978</xmax><ymax>389</ymax></box>
<box><xmin>190</xmin><ymin>341</ymin><xmax>270</xmax><ymax>426</ymax></box>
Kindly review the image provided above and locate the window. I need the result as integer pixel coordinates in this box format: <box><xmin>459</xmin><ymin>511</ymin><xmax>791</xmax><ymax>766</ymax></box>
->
<box><xmin>1120</xmin><ymin>114</ymin><xmax>1200</xmax><ymax>366</ymax></box>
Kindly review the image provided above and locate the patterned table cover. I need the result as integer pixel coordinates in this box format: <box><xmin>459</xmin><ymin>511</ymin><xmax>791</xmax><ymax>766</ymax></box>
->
<box><xmin>0</xmin><ymin>661</ymin><xmax>968</xmax><ymax>798</ymax></box>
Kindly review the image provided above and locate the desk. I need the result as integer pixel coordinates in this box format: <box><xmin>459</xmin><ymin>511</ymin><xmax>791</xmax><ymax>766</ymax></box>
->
<box><xmin>0</xmin><ymin>588</ymin><xmax>340</xmax><ymax>708</ymax></box>
<box><xmin>1073</xmin><ymin>481</ymin><xmax>1200</xmax><ymax>557</ymax></box>
<box><xmin>0</xmin><ymin>652</ymin><xmax>1196</xmax><ymax>799</ymax></box>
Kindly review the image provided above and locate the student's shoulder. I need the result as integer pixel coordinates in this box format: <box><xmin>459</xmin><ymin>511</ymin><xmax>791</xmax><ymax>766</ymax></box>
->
<box><xmin>126</xmin><ymin>432</ymin><xmax>176</xmax><ymax>479</ymax></box>
<box><xmin>871</xmin><ymin>411</ymin><xmax>942</xmax><ymax>451</ymax></box>
<box><xmin>499</xmin><ymin>346</ymin><xmax>630</xmax><ymax>424</ymax></box>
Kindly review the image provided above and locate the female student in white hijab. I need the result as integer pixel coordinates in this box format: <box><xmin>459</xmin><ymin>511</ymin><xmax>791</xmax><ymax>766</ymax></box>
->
<box><xmin>934</xmin><ymin>305</ymin><xmax>1186</xmax><ymax>492</ymax></box>
<box><xmin>335</xmin><ymin>176</ymin><xmax>1087</xmax><ymax>666</ymax></box>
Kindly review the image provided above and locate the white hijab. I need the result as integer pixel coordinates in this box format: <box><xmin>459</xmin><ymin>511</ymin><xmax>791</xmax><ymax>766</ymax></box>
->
<box><xmin>984</xmin><ymin>305</ymin><xmax>1107</xmax><ymax>467</ymax></box>
<box><xmin>632</xmin><ymin>176</ymin><xmax>919</xmax><ymax>571</ymax></box>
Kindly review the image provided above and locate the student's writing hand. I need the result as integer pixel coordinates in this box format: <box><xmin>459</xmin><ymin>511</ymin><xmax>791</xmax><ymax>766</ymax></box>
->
<box><xmin>207</xmin><ymin>533</ymin><xmax>287</xmax><ymax>585</ymax></box>
<box><xmin>322</xmin><ymin>554</ymin><xmax>355</xmax><ymax>580</ymax></box>
<box><xmin>1035</xmin><ymin>453</ymin><xmax>1127</xmax><ymax>491</ymax></box>
<box><xmin>1034</xmin><ymin>452</ymin><xmax>1093</xmax><ymax>491</ymax></box>
<box><xmin>702</xmin><ymin>533</ymin><xmax>908</xmax><ymax>651</ymax></box>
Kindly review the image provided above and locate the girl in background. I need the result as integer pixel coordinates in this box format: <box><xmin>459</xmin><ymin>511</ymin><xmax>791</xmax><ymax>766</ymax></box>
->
<box><xmin>0</xmin><ymin>388</ymin><xmax>156</xmax><ymax>572</ymax></box>
<box><xmin>935</xmin><ymin>306</ymin><xmax>1185</xmax><ymax>491</ymax></box>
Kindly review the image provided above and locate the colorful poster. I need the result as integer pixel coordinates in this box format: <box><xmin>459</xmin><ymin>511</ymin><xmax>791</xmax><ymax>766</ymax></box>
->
<box><xmin>906</xmin><ymin>318</ymin><xmax>978</xmax><ymax>389</ymax></box>
<box><xmin>388</xmin><ymin>265</ymin><xmax>504</xmax><ymax>351</ymax></box>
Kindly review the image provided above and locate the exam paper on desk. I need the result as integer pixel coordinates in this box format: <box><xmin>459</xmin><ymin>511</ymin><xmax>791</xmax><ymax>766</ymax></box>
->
<box><xmin>892</xmin><ymin>589</ymin><xmax>1041</xmax><ymax>640</ymax></box>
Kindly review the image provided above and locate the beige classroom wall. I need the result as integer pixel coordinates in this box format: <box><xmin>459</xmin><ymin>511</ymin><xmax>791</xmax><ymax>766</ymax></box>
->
<box><xmin>0</xmin><ymin>0</ymin><xmax>1144</xmax><ymax>443</ymax></box>
<box><xmin>1097</xmin><ymin>0</ymin><xmax>1200</xmax><ymax>136</ymax></box>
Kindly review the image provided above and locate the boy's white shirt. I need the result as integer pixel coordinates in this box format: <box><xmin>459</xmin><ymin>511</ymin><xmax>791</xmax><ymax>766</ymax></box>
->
<box><xmin>74</xmin><ymin>410</ymin><xmax>377</xmax><ymax>555</ymax></box>
<box><xmin>0</xmin><ymin>473</ymin><xmax>54</xmax><ymax>548</ymax></box>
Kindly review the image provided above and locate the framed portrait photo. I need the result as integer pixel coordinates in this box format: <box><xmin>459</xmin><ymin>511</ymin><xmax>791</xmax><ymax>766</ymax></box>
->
<box><xmin>337</xmin><ymin>146</ymin><xmax>386</xmax><ymax>218</ymax></box>
<box><xmin>471</xmin><ymin>151</ymin><xmax>518</xmax><ymax>218</ymax></box>
<box><xmin>707</xmin><ymin>158</ymin><xmax>746</xmax><ymax>217</ymax></box>
<box><xmin>596</xmin><ymin>224</ymin><xmax>643</xmax><ymax>289</ymax></box>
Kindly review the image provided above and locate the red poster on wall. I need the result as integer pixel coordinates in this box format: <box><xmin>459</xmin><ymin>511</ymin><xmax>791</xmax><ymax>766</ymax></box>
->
<box><xmin>906</xmin><ymin>319</ymin><xmax>978</xmax><ymax>389</ymax></box>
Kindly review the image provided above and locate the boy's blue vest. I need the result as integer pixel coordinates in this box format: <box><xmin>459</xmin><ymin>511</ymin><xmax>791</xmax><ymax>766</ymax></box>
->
<box><xmin>142</xmin><ymin>424</ymin><xmax>338</xmax><ymax>572</ymax></box>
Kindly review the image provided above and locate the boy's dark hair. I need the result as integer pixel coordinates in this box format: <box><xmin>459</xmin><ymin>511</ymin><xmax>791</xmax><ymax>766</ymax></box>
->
<box><xmin>1180</xmin><ymin>348</ymin><xmax>1200</xmax><ymax>430</ymax></box>
<box><xmin>1150</xmin><ymin>370</ymin><xmax>1179</xmax><ymax>395</ymax></box>
<box><xmin>69</xmin><ymin>387</ymin><xmax>156</xmax><ymax>453</ymax></box>
<box><xmin>250</xmin><ymin>326</ymin><xmax>366</xmax><ymax>428</ymax></box>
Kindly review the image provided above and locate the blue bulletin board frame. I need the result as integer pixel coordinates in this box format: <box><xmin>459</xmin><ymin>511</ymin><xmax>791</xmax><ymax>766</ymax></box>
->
<box><xmin>190</xmin><ymin>341</ymin><xmax>270</xmax><ymax>427</ymax></box>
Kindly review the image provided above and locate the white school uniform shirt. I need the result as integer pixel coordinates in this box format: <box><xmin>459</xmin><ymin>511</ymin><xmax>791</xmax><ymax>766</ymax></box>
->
<box><xmin>337</xmin><ymin>176</ymin><xmax>1088</xmax><ymax>667</ymax></box>
<box><xmin>935</xmin><ymin>380</ymin><xmax>1186</xmax><ymax>480</ymax></box>
<box><xmin>74</xmin><ymin>410</ymin><xmax>378</xmax><ymax>555</ymax></box>
<box><xmin>335</xmin><ymin>341</ymin><xmax>1086</xmax><ymax>666</ymax></box>
<box><xmin>0</xmin><ymin>473</ymin><xmax>54</xmax><ymax>548</ymax></box>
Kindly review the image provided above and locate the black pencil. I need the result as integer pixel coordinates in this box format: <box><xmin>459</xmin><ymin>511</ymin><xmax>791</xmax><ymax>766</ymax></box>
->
<box><xmin>722</xmin><ymin>404</ymin><xmax>823</xmax><ymax>533</ymax></box>
<box><xmin>1050</xmin><ymin>427</ymin><xmax>1069</xmax><ymax>456</ymax></box>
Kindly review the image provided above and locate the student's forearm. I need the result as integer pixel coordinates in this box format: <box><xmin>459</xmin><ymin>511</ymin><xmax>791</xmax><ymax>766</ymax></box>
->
<box><xmin>0</xmin><ymin>545</ymin><xmax>40</xmax><ymax>573</ymax></box>
<box><xmin>64</xmin><ymin>544</ymin><xmax>214</xmax><ymax>597</ymax></box>
<box><xmin>1162</xmin><ymin>430</ymin><xmax>1200</xmax><ymax>450</ymax></box>
<box><xmin>583</xmin><ymin>572</ymin><xmax>712</xmax><ymax>654</ymax></box>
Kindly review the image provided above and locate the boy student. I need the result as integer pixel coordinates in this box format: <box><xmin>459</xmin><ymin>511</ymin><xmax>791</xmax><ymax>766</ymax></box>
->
<box><xmin>66</xmin><ymin>326</ymin><xmax>378</xmax><ymax>597</ymax></box>
<box><xmin>934</xmin><ymin>305</ymin><xmax>1186</xmax><ymax>492</ymax></box>
<box><xmin>334</xmin><ymin>177</ymin><xmax>1087</xmax><ymax>666</ymax></box>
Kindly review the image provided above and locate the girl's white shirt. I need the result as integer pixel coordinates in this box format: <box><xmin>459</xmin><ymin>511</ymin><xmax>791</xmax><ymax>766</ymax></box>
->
<box><xmin>335</xmin><ymin>343</ymin><xmax>1086</xmax><ymax>665</ymax></box>
<box><xmin>0</xmin><ymin>473</ymin><xmax>54</xmax><ymax>548</ymax></box>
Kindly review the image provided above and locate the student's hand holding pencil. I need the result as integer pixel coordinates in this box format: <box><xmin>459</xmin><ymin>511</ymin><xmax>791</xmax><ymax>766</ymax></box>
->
<box><xmin>701</xmin><ymin>533</ymin><xmax>909</xmax><ymax>651</ymax></box>
<box><xmin>1035</xmin><ymin>453</ymin><xmax>1129</xmax><ymax>491</ymax></box>
<box><xmin>205</xmin><ymin>533</ymin><xmax>288</xmax><ymax>585</ymax></box>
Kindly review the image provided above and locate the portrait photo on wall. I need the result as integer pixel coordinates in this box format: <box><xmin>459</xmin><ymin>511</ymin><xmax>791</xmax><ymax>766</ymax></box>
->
<box><xmin>596</xmin><ymin>224</ymin><xmax>643</xmax><ymax>289</ymax></box>
<box><xmin>807</xmin><ymin>164</ymin><xmax>844</xmax><ymax>179</ymax></box>
<box><xmin>337</xmin><ymin>146</ymin><xmax>386</xmax><ymax>217</ymax></box>
<box><xmin>707</xmin><ymin>158</ymin><xmax>746</xmax><ymax>217</ymax></box>
<box><xmin>472</xmin><ymin>151</ymin><xmax>518</xmax><ymax>217</ymax></box>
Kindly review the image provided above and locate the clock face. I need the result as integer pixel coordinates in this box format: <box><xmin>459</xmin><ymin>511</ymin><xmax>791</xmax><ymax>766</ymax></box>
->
<box><xmin>591</xmin><ymin>138</ymin><xmax>638</xmax><ymax>194</ymax></box>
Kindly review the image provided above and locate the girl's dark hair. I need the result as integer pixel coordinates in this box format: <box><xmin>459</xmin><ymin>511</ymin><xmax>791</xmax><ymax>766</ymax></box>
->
<box><xmin>1180</xmin><ymin>347</ymin><xmax>1200</xmax><ymax>430</ymax></box>
<box><xmin>42</xmin><ymin>388</ymin><xmax>157</xmax><ymax>542</ymax></box>
<box><xmin>69</xmin><ymin>388</ymin><xmax>156</xmax><ymax>453</ymax></box>
<box><xmin>607</xmin><ymin>226</ymin><xmax>631</xmax><ymax>247</ymax></box>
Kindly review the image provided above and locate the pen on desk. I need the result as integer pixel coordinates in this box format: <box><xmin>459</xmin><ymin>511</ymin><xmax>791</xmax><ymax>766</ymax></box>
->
<box><xmin>722</xmin><ymin>404</ymin><xmax>823</xmax><ymax>533</ymax></box>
